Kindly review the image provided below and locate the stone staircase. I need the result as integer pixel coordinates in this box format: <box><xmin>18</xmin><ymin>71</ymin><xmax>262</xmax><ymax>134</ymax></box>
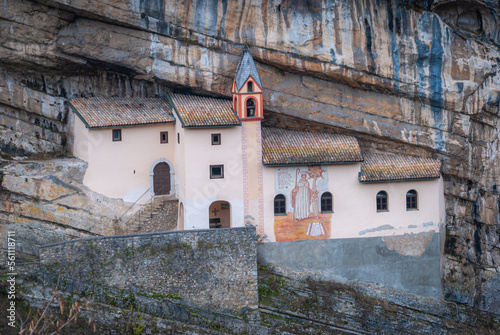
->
<box><xmin>122</xmin><ymin>195</ymin><xmax>178</xmax><ymax>234</ymax></box>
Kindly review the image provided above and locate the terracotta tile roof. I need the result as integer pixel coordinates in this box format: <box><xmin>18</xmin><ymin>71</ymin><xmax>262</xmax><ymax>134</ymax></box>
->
<box><xmin>261</xmin><ymin>127</ymin><xmax>363</xmax><ymax>165</ymax></box>
<box><xmin>169</xmin><ymin>93</ymin><xmax>241</xmax><ymax>128</ymax></box>
<box><xmin>69</xmin><ymin>97</ymin><xmax>175</xmax><ymax>128</ymax></box>
<box><xmin>359</xmin><ymin>152</ymin><xmax>441</xmax><ymax>182</ymax></box>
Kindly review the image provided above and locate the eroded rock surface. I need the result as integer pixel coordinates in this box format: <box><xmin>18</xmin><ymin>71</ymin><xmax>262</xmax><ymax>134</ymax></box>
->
<box><xmin>1</xmin><ymin>0</ymin><xmax>500</xmax><ymax>314</ymax></box>
<box><xmin>0</xmin><ymin>158</ymin><xmax>133</xmax><ymax>254</ymax></box>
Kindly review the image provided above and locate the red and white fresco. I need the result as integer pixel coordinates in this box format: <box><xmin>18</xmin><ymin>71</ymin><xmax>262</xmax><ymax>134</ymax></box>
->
<box><xmin>274</xmin><ymin>165</ymin><xmax>332</xmax><ymax>242</ymax></box>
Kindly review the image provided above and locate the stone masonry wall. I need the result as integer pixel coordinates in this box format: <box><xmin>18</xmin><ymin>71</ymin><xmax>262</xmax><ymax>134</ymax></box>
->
<box><xmin>39</xmin><ymin>227</ymin><xmax>258</xmax><ymax>312</ymax></box>
<box><xmin>141</xmin><ymin>200</ymin><xmax>178</xmax><ymax>233</ymax></box>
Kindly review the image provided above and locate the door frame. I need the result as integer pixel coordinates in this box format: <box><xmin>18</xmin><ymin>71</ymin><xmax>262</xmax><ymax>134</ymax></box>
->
<box><xmin>150</xmin><ymin>158</ymin><xmax>175</xmax><ymax>197</ymax></box>
<box><xmin>208</xmin><ymin>200</ymin><xmax>232</xmax><ymax>228</ymax></box>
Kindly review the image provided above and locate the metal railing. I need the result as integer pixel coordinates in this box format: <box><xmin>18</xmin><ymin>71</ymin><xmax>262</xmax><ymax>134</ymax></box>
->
<box><xmin>117</xmin><ymin>185</ymin><xmax>171</xmax><ymax>230</ymax></box>
<box><xmin>116</xmin><ymin>187</ymin><xmax>151</xmax><ymax>223</ymax></box>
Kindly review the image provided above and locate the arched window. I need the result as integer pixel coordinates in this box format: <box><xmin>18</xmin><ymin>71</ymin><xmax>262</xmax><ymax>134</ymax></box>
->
<box><xmin>376</xmin><ymin>191</ymin><xmax>388</xmax><ymax>211</ymax></box>
<box><xmin>321</xmin><ymin>192</ymin><xmax>333</xmax><ymax>213</ymax></box>
<box><xmin>406</xmin><ymin>190</ymin><xmax>418</xmax><ymax>210</ymax></box>
<box><xmin>274</xmin><ymin>194</ymin><xmax>286</xmax><ymax>215</ymax></box>
<box><xmin>247</xmin><ymin>81</ymin><xmax>253</xmax><ymax>92</ymax></box>
<box><xmin>246</xmin><ymin>98</ymin><xmax>256</xmax><ymax>117</ymax></box>
<box><xmin>234</xmin><ymin>97</ymin><xmax>238</xmax><ymax>112</ymax></box>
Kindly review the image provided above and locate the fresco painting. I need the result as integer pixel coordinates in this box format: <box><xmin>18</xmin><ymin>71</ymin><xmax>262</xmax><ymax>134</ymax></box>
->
<box><xmin>274</xmin><ymin>165</ymin><xmax>332</xmax><ymax>242</ymax></box>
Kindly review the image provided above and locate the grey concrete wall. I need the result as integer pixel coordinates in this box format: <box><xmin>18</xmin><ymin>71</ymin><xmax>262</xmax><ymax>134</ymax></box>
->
<box><xmin>39</xmin><ymin>227</ymin><xmax>258</xmax><ymax>312</ymax></box>
<box><xmin>258</xmin><ymin>231</ymin><xmax>442</xmax><ymax>298</ymax></box>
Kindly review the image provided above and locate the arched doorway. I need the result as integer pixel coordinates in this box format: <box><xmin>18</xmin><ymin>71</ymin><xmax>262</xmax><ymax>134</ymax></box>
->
<box><xmin>153</xmin><ymin>162</ymin><xmax>170</xmax><ymax>195</ymax></box>
<box><xmin>178</xmin><ymin>203</ymin><xmax>184</xmax><ymax>231</ymax></box>
<box><xmin>209</xmin><ymin>201</ymin><xmax>231</xmax><ymax>228</ymax></box>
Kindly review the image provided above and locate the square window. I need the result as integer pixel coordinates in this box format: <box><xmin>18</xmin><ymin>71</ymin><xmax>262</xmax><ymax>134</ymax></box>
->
<box><xmin>112</xmin><ymin>129</ymin><xmax>122</xmax><ymax>142</ymax></box>
<box><xmin>377</xmin><ymin>198</ymin><xmax>387</xmax><ymax>211</ymax></box>
<box><xmin>210</xmin><ymin>165</ymin><xmax>224</xmax><ymax>179</ymax></box>
<box><xmin>212</xmin><ymin>133</ymin><xmax>221</xmax><ymax>145</ymax></box>
<box><xmin>160</xmin><ymin>131</ymin><xmax>168</xmax><ymax>144</ymax></box>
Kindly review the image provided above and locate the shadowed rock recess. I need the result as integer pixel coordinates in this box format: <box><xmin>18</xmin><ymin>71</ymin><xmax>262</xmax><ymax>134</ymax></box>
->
<box><xmin>1</xmin><ymin>0</ymin><xmax>500</xmax><ymax>318</ymax></box>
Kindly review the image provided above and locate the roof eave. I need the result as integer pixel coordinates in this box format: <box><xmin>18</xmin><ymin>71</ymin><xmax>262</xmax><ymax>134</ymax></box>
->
<box><xmin>183</xmin><ymin>123</ymin><xmax>241</xmax><ymax>129</ymax></box>
<box><xmin>236</xmin><ymin>74</ymin><xmax>263</xmax><ymax>92</ymax></box>
<box><xmin>68</xmin><ymin>102</ymin><xmax>91</xmax><ymax>129</ymax></box>
<box><xmin>87</xmin><ymin>121</ymin><xmax>175</xmax><ymax>129</ymax></box>
<box><xmin>262</xmin><ymin>159</ymin><xmax>363</xmax><ymax>167</ymax></box>
<box><xmin>358</xmin><ymin>176</ymin><xmax>441</xmax><ymax>183</ymax></box>
<box><xmin>166</xmin><ymin>93</ymin><xmax>186</xmax><ymax>128</ymax></box>
<box><xmin>231</xmin><ymin>107</ymin><xmax>242</xmax><ymax>125</ymax></box>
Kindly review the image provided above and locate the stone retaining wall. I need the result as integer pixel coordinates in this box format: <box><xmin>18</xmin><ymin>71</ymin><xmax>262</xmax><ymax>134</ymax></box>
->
<box><xmin>39</xmin><ymin>227</ymin><xmax>258</xmax><ymax>312</ymax></box>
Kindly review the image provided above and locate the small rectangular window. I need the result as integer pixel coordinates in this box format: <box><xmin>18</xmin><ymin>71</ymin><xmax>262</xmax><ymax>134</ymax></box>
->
<box><xmin>210</xmin><ymin>165</ymin><xmax>224</xmax><ymax>179</ymax></box>
<box><xmin>376</xmin><ymin>191</ymin><xmax>388</xmax><ymax>212</ymax></box>
<box><xmin>377</xmin><ymin>198</ymin><xmax>387</xmax><ymax>211</ymax></box>
<box><xmin>112</xmin><ymin>129</ymin><xmax>122</xmax><ymax>142</ymax></box>
<box><xmin>274</xmin><ymin>195</ymin><xmax>286</xmax><ymax>215</ymax></box>
<box><xmin>177</xmin><ymin>133</ymin><xmax>180</xmax><ymax>144</ymax></box>
<box><xmin>212</xmin><ymin>133</ymin><xmax>221</xmax><ymax>145</ymax></box>
<box><xmin>406</xmin><ymin>190</ymin><xmax>418</xmax><ymax>210</ymax></box>
<box><xmin>160</xmin><ymin>131</ymin><xmax>168</xmax><ymax>144</ymax></box>
<box><xmin>321</xmin><ymin>193</ymin><xmax>333</xmax><ymax>213</ymax></box>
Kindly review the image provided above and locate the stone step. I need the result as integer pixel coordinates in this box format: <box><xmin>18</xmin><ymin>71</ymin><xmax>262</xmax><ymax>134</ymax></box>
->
<box><xmin>147</xmin><ymin>204</ymin><xmax>162</xmax><ymax>209</ymax></box>
<box><xmin>122</xmin><ymin>197</ymin><xmax>178</xmax><ymax>233</ymax></box>
<box><xmin>136</xmin><ymin>212</ymin><xmax>153</xmax><ymax>217</ymax></box>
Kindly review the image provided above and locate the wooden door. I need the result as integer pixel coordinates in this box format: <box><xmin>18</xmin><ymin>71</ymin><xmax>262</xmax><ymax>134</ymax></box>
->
<box><xmin>153</xmin><ymin>162</ymin><xmax>170</xmax><ymax>195</ymax></box>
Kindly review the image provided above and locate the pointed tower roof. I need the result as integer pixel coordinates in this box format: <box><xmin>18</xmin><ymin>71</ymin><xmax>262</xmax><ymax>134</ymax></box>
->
<box><xmin>234</xmin><ymin>44</ymin><xmax>263</xmax><ymax>92</ymax></box>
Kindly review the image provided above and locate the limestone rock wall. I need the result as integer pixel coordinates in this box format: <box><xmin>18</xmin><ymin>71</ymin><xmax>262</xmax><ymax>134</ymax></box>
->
<box><xmin>1</xmin><ymin>0</ymin><xmax>500</xmax><ymax>314</ymax></box>
<box><xmin>0</xmin><ymin>158</ymin><xmax>133</xmax><ymax>254</ymax></box>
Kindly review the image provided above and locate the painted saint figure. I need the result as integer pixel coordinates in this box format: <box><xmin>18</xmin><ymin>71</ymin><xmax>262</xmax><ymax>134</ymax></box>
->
<box><xmin>311</xmin><ymin>188</ymin><xmax>319</xmax><ymax>218</ymax></box>
<box><xmin>292</xmin><ymin>171</ymin><xmax>311</xmax><ymax>222</ymax></box>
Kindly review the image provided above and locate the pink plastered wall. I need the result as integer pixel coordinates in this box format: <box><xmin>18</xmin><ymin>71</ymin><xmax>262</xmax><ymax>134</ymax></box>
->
<box><xmin>262</xmin><ymin>163</ymin><xmax>444</xmax><ymax>242</ymax></box>
<box><xmin>179</xmin><ymin>126</ymin><xmax>245</xmax><ymax>230</ymax></box>
<box><xmin>72</xmin><ymin>116</ymin><xmax>176</xmax><ymax>202</ymax></box>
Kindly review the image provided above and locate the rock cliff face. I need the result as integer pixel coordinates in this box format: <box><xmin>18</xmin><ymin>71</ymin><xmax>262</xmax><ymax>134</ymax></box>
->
<box><xmin>1</xmin><ymin>0</ymin><xmax>500</xmax><ymax>314</ymax></box>
<box><xmin>0</xmin><ymin>158</ymin><xmax>132</xmax><ymax>255</ymax></box>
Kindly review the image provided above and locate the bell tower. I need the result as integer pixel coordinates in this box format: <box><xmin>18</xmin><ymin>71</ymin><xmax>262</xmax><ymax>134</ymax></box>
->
<box><xmin>233</xmin><ymin>44</ymin><xmax>265</xmax><ymax>240</ymax></box>
<box><xmin>232</xmin><ymin>44</ymin><xmax>264</xmax><ymax>120</ymax></box>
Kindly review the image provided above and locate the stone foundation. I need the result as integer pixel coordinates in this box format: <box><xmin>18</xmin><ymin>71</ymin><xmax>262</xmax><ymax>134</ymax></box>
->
<box><xmin>39</xmin><ymin>227</ymin><xmax>258</xmax><ymax>312</ymax></box>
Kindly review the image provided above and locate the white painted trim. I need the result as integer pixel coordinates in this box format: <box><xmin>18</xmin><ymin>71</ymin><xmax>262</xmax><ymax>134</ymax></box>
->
<box><xmin>150</xmin><ymin>158</ymin><xmax>175</xmax><ymax>197</ymax></box>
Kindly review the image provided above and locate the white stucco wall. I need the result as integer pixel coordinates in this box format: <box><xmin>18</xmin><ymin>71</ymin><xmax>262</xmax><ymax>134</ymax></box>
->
<box><xmin>263</xmin><ymin>163</ymin><xmax>444</xmax><ymax>242</ymax></box>
<box><xmin>72</xmin><ymin>115</ymin><xmax>176</xmax><ymax>202</ymax></box>
<box><xmin>180</xmin><ymin>126</ymin><xmax>244</xmax><ymax>230</ymax></box>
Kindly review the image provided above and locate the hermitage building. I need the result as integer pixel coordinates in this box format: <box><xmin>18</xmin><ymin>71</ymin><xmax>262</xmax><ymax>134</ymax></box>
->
<box><xmin>69</xmin><ymin>45</ymin><xmax>444</xmax><ymax>246</ymax></box>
